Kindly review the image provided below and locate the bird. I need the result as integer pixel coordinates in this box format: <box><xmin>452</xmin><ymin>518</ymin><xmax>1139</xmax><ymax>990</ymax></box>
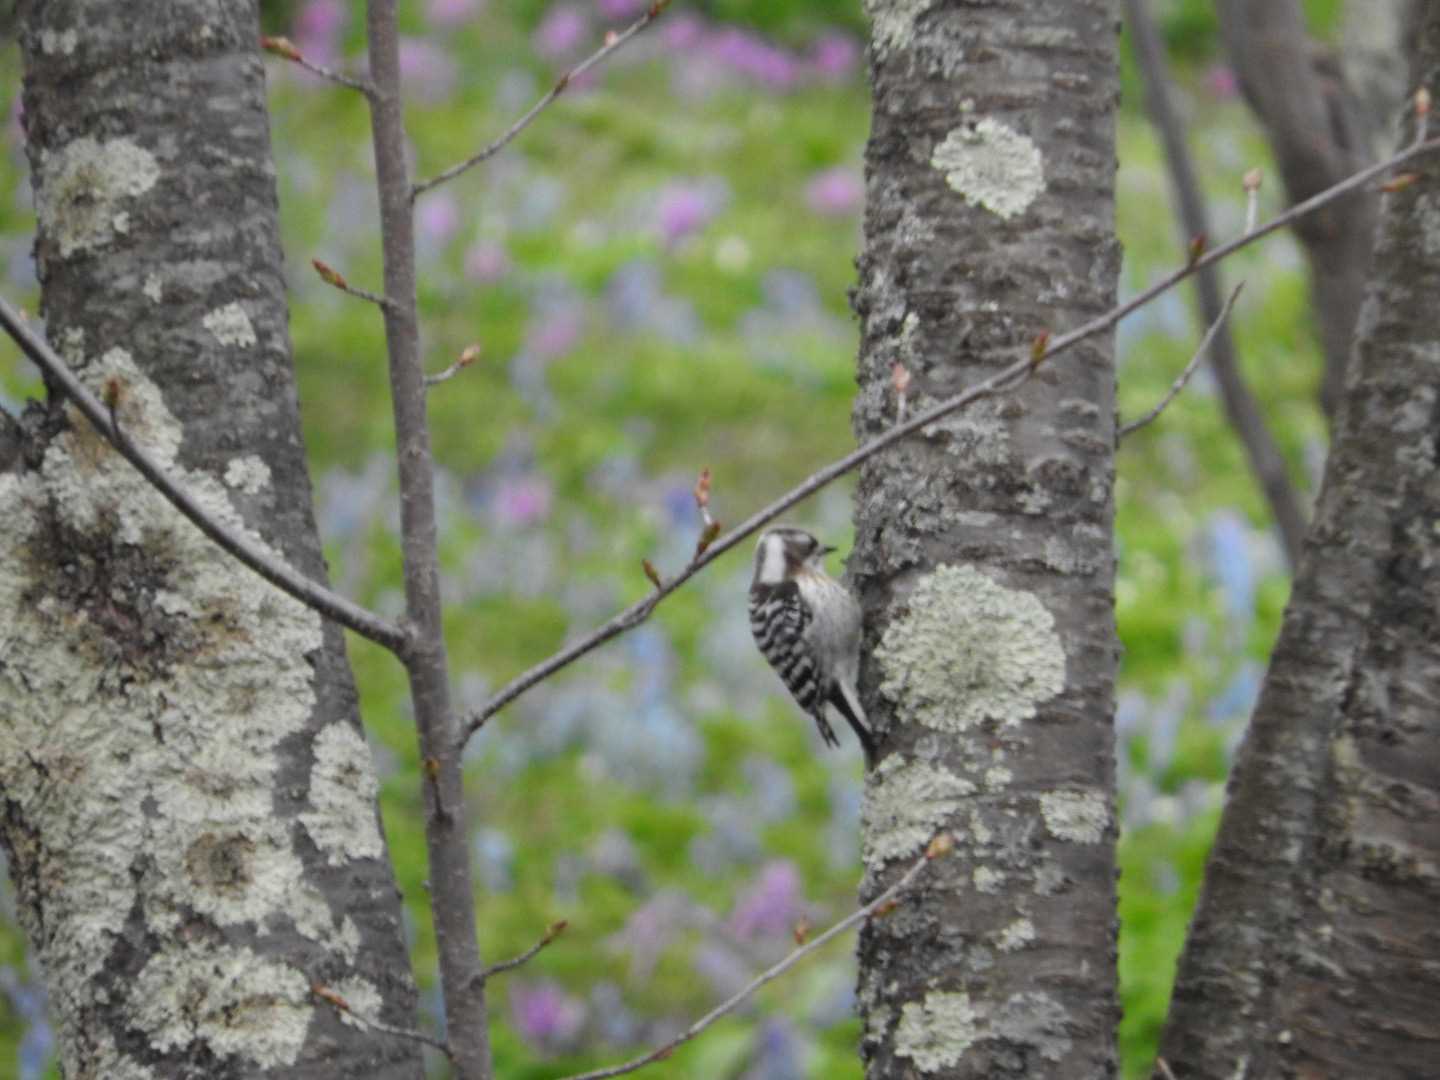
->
<box><xmin>748</xmin><ymin>526</ymin><xmax>876</xmax><ymax>767</ymax></box>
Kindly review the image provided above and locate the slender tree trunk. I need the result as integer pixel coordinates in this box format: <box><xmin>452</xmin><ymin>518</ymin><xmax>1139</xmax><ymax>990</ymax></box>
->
<box><xmin>851</xmin><ymin>2</ymin><xmax>1121</xmax><ymax>1076</ymax></box>
<box><xmin>1159</xmin><ymin>10</ymin><xmax>1440</xmax><ymax>1077</ymax></box>
<box><xmin>1</xmin><ymin>2</ymin><xmax>422</xmax><ymax>1075</ymax></box>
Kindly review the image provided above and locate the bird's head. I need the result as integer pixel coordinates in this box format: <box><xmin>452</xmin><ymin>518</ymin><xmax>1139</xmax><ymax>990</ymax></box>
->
<box><xmin>752</xmin><ymin>526</ymin><xmax>835</xmax><ymax>587</ymax></box>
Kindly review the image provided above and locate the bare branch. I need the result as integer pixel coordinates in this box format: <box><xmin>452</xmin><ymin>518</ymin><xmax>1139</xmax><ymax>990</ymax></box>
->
<box><xmin>0</xmin><ymin>295</ymin><xmax>410</xmax><ymax>653</ymax></box>
<box><xmin>261</xmin><ymin>35</ymin><xmax>376</xmax><ymax>96</ymax></box>
<box><xmin>311</xmin><ymin>984</ymin><xmax>451</xmax><ymax>1056</ymax></box>
<box><xmin>474</xmin><ymin>920</ymin><xmax>568</xmax><ymax>986</ymax></box>
<box><xmin>459</xmin><ymin>135</ymin><xmax>1440</xmax><ymax>746</ymax></box>
<box><xmin>558</xmin><ymin>841</ymin><xmax>943</xmax><ymax>1080</ymax></box>
<box><xmin>312</xmin><ymin>258</ymin><xmax>394</xmax><ymax>309</ymax></box>
<box><xmin>1127</xmin><ymin>0</ymin><xmax>1314</xmax><ymax>565</ymax></box>
<box><xmin>1119</xmin><ymin>282</ymin><xmax>1246</xmax><ymax>440</ymax></box>
<box><xmin>411</xmin><ymin>1</ymin><xmax>672</xmax><ymax>200</ymax></box>
<box><xmin>425</xmin><ymin>343</ymin><xmax>483</xmax><ymax>388</ymax></box>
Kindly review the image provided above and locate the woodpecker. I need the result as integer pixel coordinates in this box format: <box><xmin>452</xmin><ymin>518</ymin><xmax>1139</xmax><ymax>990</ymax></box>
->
<box><xmin>748</xmin><ymin>526</ymin><xmax>876</xmax><ymax>767</ymax></box>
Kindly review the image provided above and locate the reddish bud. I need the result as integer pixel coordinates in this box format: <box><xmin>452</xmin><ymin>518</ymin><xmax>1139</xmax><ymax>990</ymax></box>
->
<box><xmin>312</xmin><ymin>984</ymin><xmax>350</xmax><ymax>1010</ymax></box>
<box><xmin>891</xmin><ymin>362</ymin><xmax>912</xmax><ymax>396</ymax></box>
<box><xmin>604</xmin><ymin>30</ymin><xmax>619</xmax><ymax>47</ymax></box>
<box><xmin>545</xmin><ymin>919</ymin><xmax>569</xmax><ymax>942</ymax></box>
<box><xmin>642</xmin><ymin>558</ymin><xmax>662</xmax><ymax>589</ymax></box>
<box><xmin>457</xmin><ymin>343</ymin><xmax>482</xmax><ymax>368</ymax></box>
<box><xmin>102</xmin><ymin>377</ymin><xmax>124</xmax><ymax>411</ymax></box>
<box><xmin>312</xmin><ymin>258</ymin><xmax>348</xmax><ymax>290</ymax></box>
<box><xmin>1242</xmin><ymin>167</ymin><xmax>1262</xmax><ymax>193</ymax></box>
<box><xmin>925</xmin><ymin>832</ymin><xmax>955</xmax><ymax>859</ymax></box>
<box><xmin>1030</xmin><ymin>331</ymin><xmax>1050</xmax><ymax>365</ymax></box>
<box><xmin>694</xmin><ymin>519</ymin><xmax>722</xmax><ymax>558</ymax></box>
<box><xmin>1381</xmin><ymin>172</ymin><xmax>1419</xmax><ymax>193</ymax></box>
<box><xmin>872</xmin><ymin>898</ymin><xmax>900</xmax><ymax>918</ymax></box>
<box><xmin>261</xmin><ymin>35</ymin><xmax>304</xmax><ymax>62</ymax></box>
<box><xmin>693</xmin><ymin>467</ymin><xmax>712</xmax><ymax>509</ymax></box>
<box><xmin>1187</xmin><ymin>233</ymin><xmax>1207</xmax><ymax>264</ymax></box>
<box><xmin>792</xmin><ymin>918</ymin><xmax>812</xmax><ymax>946</ymax></box>
<box><xmin>554</xmin><ymin>71</ymin><xmax>571</xmax><ymax>94</ymax></box>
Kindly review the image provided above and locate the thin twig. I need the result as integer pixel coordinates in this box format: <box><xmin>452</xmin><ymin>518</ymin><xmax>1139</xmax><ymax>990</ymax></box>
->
<box><xmin>311</xmin><ymin>258</ymin><xmax>395</xmax><ymax>310</ymax></box>
<box><xmin>425</xmin><ymin>344</ymin><xmax>483</xmax><ymax>388</ymax></box>
<box><xmin>411</xmin><ymin>0</ymin><xmax>672</xmax><ymax>200</ymax></box>
<box><xmin>474</xmin><ymin>920</ymin><xmax>568</xmax><ymax>986</ymax></box>
<box><xmin>1119</xmin><ymin>282</ymin><xmax>1246</xmax><ymax>439</ymax></box>
<box><xmin>0</xmin><ymin>295</ymin><xmax>410</xmax><ymax>654</ymax></box>
<box><xmin>262</xmin><ymin>35</ymin><xmax>376</xmax><ymax>96</ymax></box>
<box><xmin>558</xmin><ymin>842</ymin><xmax>941</xmax><ymax>1080</ymax></box>
<box><xmin>1155</xmin><ymin>1057</ymin><xmax>1179</xmax><ymax>1080</ymax></box>
<box><xmin>312</xmin><ymin>984</ymin><xmax>451</xmax><ymax>1056</ymax></box>
<box><xmin>459</xmin><ymin>134</ymin><xmax>1440</xmax><ymax>747</ymax></box>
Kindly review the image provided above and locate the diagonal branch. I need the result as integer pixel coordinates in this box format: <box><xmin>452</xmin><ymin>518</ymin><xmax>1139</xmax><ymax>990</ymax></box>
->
<box><xmin>0</xmin><ymin>295</ymin><xmax>410</xmax><ymax>654</ymax></box>
<box><xmin>458</xmin><ymin>133</ymin><xmax>1440</xmax><ymax>747</ymax></box>
<box><xmin>1119</xmin><ymin>282</ymin><xmax>1246</xmax><ymax>440</ymax></box>
<box><xmin>1124</xmin><ymin>0</ymin><xmax>1307</xmax><ymax>567</ymax></box>
<box><xmin>473</xmin><ymin>920</ymin><xmax>568</xmax><ymax>986</ymax></box>
<box><xmin>557</xmin><ymin>839</ymin><xmax>944</xmax><ymax>1080</ymax></box>
<box><xmin>411</xmin><ymin>0</ymin><xmax>672</xmax><ymax>200</ymax></box>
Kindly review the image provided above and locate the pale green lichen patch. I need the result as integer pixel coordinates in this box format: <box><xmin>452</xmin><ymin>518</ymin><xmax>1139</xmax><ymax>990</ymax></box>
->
<box><xmin>931</xmin><ymin>119</ymin><xmax>1044</xmax><ymax>220</ymax></box>
<box><xmin>896</xmin><ymin>990</ymin><xmax>979</xmax><ymax>1071</ymax></box>
<box><xmin>37</xmin><ymin>136</ymin><xmax>160</xmax><ymax>258</ymax></box>
<box><xmin>864</xmin><ymin>0</ymin><xmax>931</xmax><ymax>58</ymax></box>
<box><xmin>996</xmin><ymin>916</ymin><xmax>1035</xmax><ymax>952</ymax></box>
<box><xmin>40</xmin><ymin>27</ymin><xmax>79</xmax><ymax>55</ymax></box>
<box><xmin>203</xmin><ymin>302</ymin><xmax>257</xmax><ymax>348</ymax></box>
<box><xmin>863</xmin><ymin>757</ymin><xmax>976</xmax><ymax>868</ymax></box>
<box><xmin>127</xmin><ymin>942</ymin><xmax>311</xmax><ymax>1067</ymax></box>
<box><xmin>144</xmin><ymin>273</ymin><xmax>163</xmax><ymax>302</ymax></box>
<box><xmin>301</xmin><ymin>722</ymin><xmax>386</xmax><ymax>865</ymax></box>
<box><xmin>876</xmin><ymin>564</ymin><xmax>1065</xmax><ymax>733</ymax></box>
<box><xmin>1040</xmin><ymin>790</ymin><xmax>1109</xmax><ymax>844</ymax></box>
<box><xmin>0</xmin><ymin>347</ymin><xmax>375</xmax><ymax>1072</ymax></box>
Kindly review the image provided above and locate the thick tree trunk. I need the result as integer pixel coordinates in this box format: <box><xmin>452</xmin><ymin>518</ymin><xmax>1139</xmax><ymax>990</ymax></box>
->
<box><xmin>1</xmin><ymin>2</ymin><xmax>422</xmax><ymax>1076</ymax></box>
<box><xmin>1159</xmin><ymin>11</ymin><xmax>1440</xmax><ymax>1078</ymax></box>
<box><xmin>851</xmin><ymin>2</ymin><xmax>1121</xmax><ymax>1076</ymax></box>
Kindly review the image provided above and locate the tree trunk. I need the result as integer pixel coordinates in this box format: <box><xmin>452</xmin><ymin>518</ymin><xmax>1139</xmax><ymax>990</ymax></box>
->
<box><xmin>851</xmin><ymin>2</ymin><xmax>1122</xmax><ymax>1076</ymax></box>
<box><xmin>1159</xmin><ymin>10</ymin><xmax>1440</xmax><ymax>1077</ymax></box>
<box><xmin>1</xmin><ymin>2</ymin><xmax>422</xmax><ymax>1076</ymax></box>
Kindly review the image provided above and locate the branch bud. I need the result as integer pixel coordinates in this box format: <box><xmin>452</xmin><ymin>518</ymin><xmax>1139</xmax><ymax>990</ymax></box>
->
<box><xmin>311</xmin><ymin>258</ymin><xmax>348</xmax><ymax>290</ymax></box>
<box><xmin>1187</xmin><ymin>233</ymin><xmax>1207</xmax><ymax>264</ymax></box>
<box><xmin>693</xmin><ymin>467</ymin><xmax>711</xmax><ymax>511</ymax></box>
<box><xmin>925</xmin><ymin>832</ymin><xmax>955</xmax><ymax>859</ymax></box>
<box><xmin>260</xmin><ymin>35</ymin><xmax>304</xmax><ymax>62</ymax></box>
<box><xmin>694</xmin><ymin>519</ymin><xmax>721</xmax><ymax>559</ymax></box>
<box><xmin>1242</xmin><ymin>167</ymin><xmax>1262</xmax><ymax>193</ymax></box>
<box><xmin>1030</xmin><ymin>330</ymin><xmax>1050</xmax><ymax>366</ymax></box>
<box><xmin>642</xmin><ymin>558</ymin><xmax>662</xmax><ymax>590</ymax></box>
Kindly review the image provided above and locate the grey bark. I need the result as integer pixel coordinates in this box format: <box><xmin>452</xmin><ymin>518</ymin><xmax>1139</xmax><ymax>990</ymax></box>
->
<box><xmin>851</xmin><ymin>2</ymin><xmax>1121</xmax><ymax>1076</ymax></box>
<box><xmin>1158</xmin><ymin>10</ymin><xmax>1440</xmax><ymax>1077</ymax></box>
<box><xmin>1123</xmin><ymin>0</ymin><xmax>1308</xmax><ymax>570</ymax></box>
<box><xmin>1216</xmin><ymin>0</ymin><xmax>1377</xmax><ymax>424</ymax></box>
<box><xmin>2</xmin><ymin>2</ymin><xmax>422</xmax><ymax>1076</ymax></box>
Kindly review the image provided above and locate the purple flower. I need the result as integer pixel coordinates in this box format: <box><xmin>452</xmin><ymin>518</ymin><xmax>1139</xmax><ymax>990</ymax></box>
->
<box><xmin>494</xmin><ymin>475</ymin><xmax>553</xmax><ymax>527</ymax></box>
<box><xmin>809</xmin><ymin>31</ymin><xmax>861</xmax><ymax>82</ymax></box>
<box><xmin>597</xmin><ymin>0</ymin><xmax>648</xmax><ymax>18</ymax></box>
<box><xmin>416</xmin><ymin>191</ymin><xmax>462</xmax><ymax>248</ymax></box>
<box><xmin>534</xmin><ymin>4</ymin><xmax>589</xmax><ymax>60</ymax></box>
<box><xmin>293</xmin><ymin>0</ymin><xmax>347</xmax><ymax>68</ymax></box>
<box><xmin>510</xmin><ymin>981</ymin><xmax>586</xmax><ymax>1051</ymax></box>
<box><xmin>660</xmin><ymin>12</ymin><xmax>704</xmax><ymax>50</ymax></box>
<box><xmin>427</xmin><ymin>0</ymin><xmax>483</xmax><ymax>26</ymax></box>
<box><xmin>728</xmin><ymin>860</ymin><xmax>802</xmax><ymax>938</ymax></box>
<box><xmin>654</xmin><ymin>182</ymin><xmax>721</xmax><ymax>245</ymax></box>
<box><xmin>397</xmin><ymin>37</ymin><xmax>458</xmax><ymax>101</ymax></box>
<box><xmin>527</xmin><ymin>307</ymin><xmax>582</xmax><ymax>359</ymax></box>
<box><xmin>804</xmin><ymin>166</ymin><xmax>863</xmax><ymax>216</ymax></box>
<box><xmin>708</xmin><ymin>27</ymin><xmax>798</xmax><ymax>90</ymax></box>
<box><xmin>464</xmin><ymin>241</ymin><xmax>512</xmax><ymax>283</ymax></box>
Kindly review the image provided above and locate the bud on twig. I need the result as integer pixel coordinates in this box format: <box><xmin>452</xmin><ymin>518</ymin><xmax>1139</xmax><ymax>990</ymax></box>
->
<box><xmin>892</xmin><ymin>362</ymin><xmax>912</xmax><ymax>425</ymax></box>
<box><xmin>261</xmin><ymin>35</ymin><xmax>304</xmax><ymax>62</ymax></box>
<box><xmin>1381</xmin><ymin>172</ymin><xmax>1419</xmax><ymax>193</ymax></box>
<box><xmin>1187</xmin><ymin>233</ymin><xmax>1207</xmax><ymax>265</ymax></box>
<box><xmin>792</xmin><ymin>918</ymin><xmax>812</xmax><ymax>946</ymax></box>
<box><xmin>1030</xmin><ymin>330</ymin><xmax>1051</xmax><ymax>367</ymax></box>
<box><xmin>694</xmin><ymin>519</ymin><xmax>722</xmax><ymax>559</ymax></box>
<box><xmin>312</xmin><ymin>258</ymin><xmax>348</xmax><ymax>290</ymax></box>
<box><xmin>1242</xmin><ymin>168</ymin><xmax>1262</xmax><ymax>233</ymax></box>
<box><xmin>642</xmin><ymin>558</ymin><xmax>662</xmax><ymax>590</ymax></box>
<box><xmin>925</xmin><ymin>832</ymin><xmax>955</xmax><ymax>859</ymax></box>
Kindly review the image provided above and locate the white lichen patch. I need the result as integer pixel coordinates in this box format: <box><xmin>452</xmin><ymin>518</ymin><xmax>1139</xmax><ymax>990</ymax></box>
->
<box><xmin>224</xmin><ymin>454</ymin><xmax>271</xmax><ymax>494</ymax></box>
<box><xmin>931</xmin><ymin>119</ymin><xmax>1045</xmax><ymax>220</ymax></box>
<box><xmin>203</xmin><ymin>302</ymin><xmax>258</xmax><ymax>348</ymax></box>
<box><xmin>301</xmin><ymin>722</ymin><xmax>386</xmax><ymax>865</ymax></box>
<box><xmin>973</xmin><ymin>865</ymin><xmax>1003</xmax><ymax>893</ymax></box>
<box><xmin>127</xmin><ymin>943</ymin><xmax>311</xmax><ymax>1068</ymax></box>
<box><xmin>864</xmin><ymin>0</ymin><xmax>932</xmax><ymax>58</ymax></box>
<box><xmin>875</xmin><ymin>564</ymin><xmax>1065</xmax><ymax>732</ymax></box>
<box><xmin>996</xmin><ymin>916</ymin><xmax>1035</xmax><ymax>952</ymax></box>
<box><xmin>37</xmin><ymin>136</ymin><xmax>160</xmax><ymax>258</ymax></box>
<box><xmin>896</xmin><ymin>990</ymin><xmax>979</xmax><ymax>1071</ymax></box>
<box><xmin>1040</xmin><ymin>790</ymin><xmax>1109</xmax><ymax>844</ymax></box>
<box><xmin>40</xmin><ymin>28</ymin><xmax>79</xmax><ymax>55</ymax></box>
<box><xmin>0</xmin><ymin>346</ymin><xmax>379</xmax><ymax>1073</ymax></box>
<box><xmin>863</xmin><ymin>757</ymin><xmax>976</xmax><ymax>867</ymax></box>
<box><xmin>328</xmin><ymin>975</ymin><xmax>383</xmax><ymax>1030</ymax></box>
<box><xmin>144</xmin><ymin>273</ymin><xmax>163</xmax><ymax>302</ymax></box>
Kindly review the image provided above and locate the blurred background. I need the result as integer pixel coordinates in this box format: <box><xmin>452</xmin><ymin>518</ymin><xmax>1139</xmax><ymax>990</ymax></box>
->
<box><xmin>0</xmin><ymin>0</ymin><xmax>1348</xmax><ymax>1076</ymax></box>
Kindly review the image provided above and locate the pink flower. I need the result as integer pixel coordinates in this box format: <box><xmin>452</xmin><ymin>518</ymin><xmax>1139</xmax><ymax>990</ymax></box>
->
<box><xmin>805</xmin><ymin>166</ymin><xmax>863</xmax><ymax>216</ymax></box>
<box><xmin>494</xmin><ymin>476</ymin><xmax>553</xmax><ymax>527</ymax></box>
<box><xmin>427</xmin><ymin>0</ymin><xmax>483</xmax><ymax>26</ymax></box>
<box><xmin>707</xmin><ymin>27</ymin><xmax>798</xmax><ymax>90</ymax></box>
<box><xmin>597</xmin><ymin>0</ymin><xmax>647</xmax><ymax>18</ymax></box>
<box><xmin>293</xmin><ymin>0</ymin><xmax>347</xmax><ymax>67</ymax></box>
<box><xmin>809</xmin><ymin>31</ymin><xmax>860</xmax><ymax>82</ymax></box>
<box><xmin>534</xmin><ymin>4</ymin><xmax>588</xmax><ymax>60</ymax></box>
<box><xmin>654</xmin><ymin>183</ymin><xmax>717</xmax><ymax>245</ymax></box>
<box><xmin>528</xmin><ymin>309</ymin><xmax>582</xmax><ymax>359</ymax></box>
<box><xmin>398</xmin><ymin>37</ymin><xmax>458</xmax><ymax>101</ymax></box>
<box><xmin>660</xmin><ymin>12</ymin><xmax>704</xmax><ymax>50</ymax></box>
<box><xmin>416</xmin><ymin>192</ymin><xmax>462</xmax><ymax>247</ymax></box>
<box><xmin>510</xmin><ymin>981</ymin><xmax>585</xmax><ymax>1050</ymax></box>
<box><xmin>464</xmin><ymin>241</ymin><xmax>511</xmax><ymax>283</ymax></box>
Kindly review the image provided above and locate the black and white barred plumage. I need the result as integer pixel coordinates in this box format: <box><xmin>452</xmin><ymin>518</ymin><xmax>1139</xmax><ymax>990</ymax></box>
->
<box><xmin>748</xmin><ymin>526</ymin><xmax>876</xmax><ymax>767</ymax></box>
